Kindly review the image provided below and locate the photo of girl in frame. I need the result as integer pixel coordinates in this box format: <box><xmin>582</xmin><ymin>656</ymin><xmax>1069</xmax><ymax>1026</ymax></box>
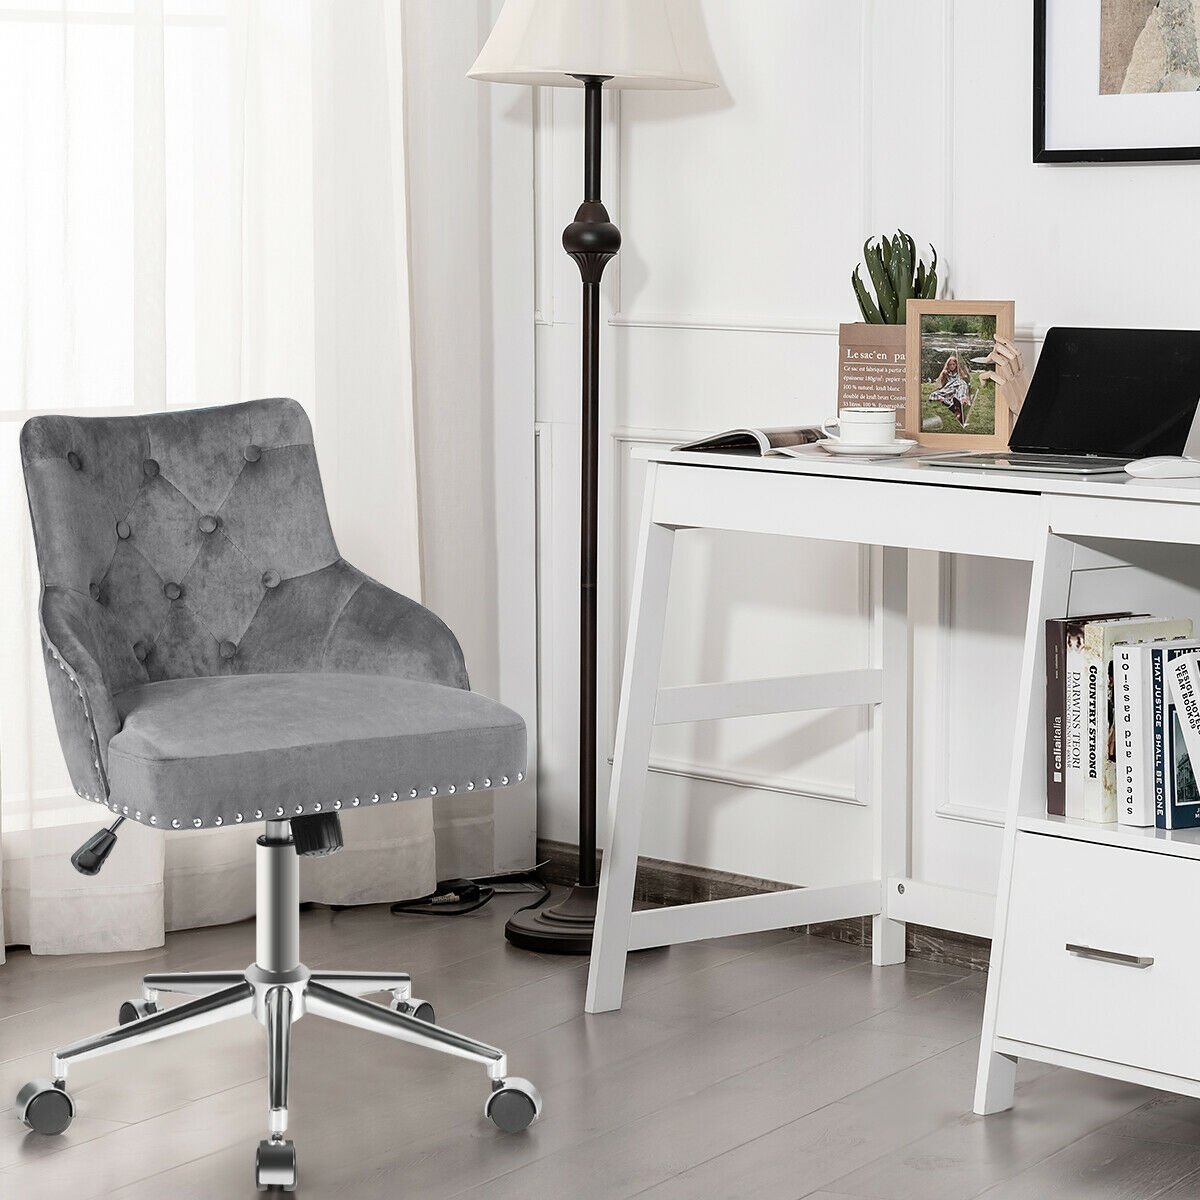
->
<box><xmin>905</xmin><ymin>300</ymin><xmax>1015</xmax><ymax>450</ymax></box>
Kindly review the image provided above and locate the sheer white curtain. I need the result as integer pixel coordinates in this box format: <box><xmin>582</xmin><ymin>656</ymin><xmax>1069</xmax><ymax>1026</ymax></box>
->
<box><xmin>0</xmin><ymin>0</ymin><xmax>491</xmax><ymax>957</ymax></box>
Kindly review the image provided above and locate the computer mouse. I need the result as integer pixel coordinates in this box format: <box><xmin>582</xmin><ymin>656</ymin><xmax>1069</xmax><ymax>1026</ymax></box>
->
<box><xmin>1125</xmin><ymin>456</ymin><xmax>1200</xmax><ymax>478</ymax></box>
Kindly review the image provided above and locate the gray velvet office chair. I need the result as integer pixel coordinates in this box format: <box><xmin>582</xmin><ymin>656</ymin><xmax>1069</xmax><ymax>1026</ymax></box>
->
<box><xmin>14</xmin><ymin>398</ymin><xmax>540</xmax><ymax>1191</ymax></box>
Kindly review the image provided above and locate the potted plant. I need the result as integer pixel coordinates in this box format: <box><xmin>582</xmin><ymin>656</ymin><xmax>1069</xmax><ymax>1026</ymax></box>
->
<box><xmin>838</xmin><ymin>231</ymin><xmax>940</xmax><ymax>424</ymax></box>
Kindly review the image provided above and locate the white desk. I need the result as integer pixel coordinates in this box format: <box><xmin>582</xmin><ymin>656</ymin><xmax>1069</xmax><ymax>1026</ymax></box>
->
<box><xmin>585</xmin><ymin>446</ymin><xmax>1200</xmax><ymax>1116</ymax></box>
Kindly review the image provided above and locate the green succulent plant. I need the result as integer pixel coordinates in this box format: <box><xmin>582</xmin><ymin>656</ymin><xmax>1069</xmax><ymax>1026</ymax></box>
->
<box><xmin>851</xmin><ymin>231</ymin><xmax>938</xmax><ymax>324</ymax></box>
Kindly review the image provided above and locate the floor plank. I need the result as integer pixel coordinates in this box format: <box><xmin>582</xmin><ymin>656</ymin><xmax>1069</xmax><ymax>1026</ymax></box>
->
<box><xmin>969</xmin><ymin>1130</ymin><xmax>1200</xmax><ymax>1200</ymax></box>
<box><xmin>0</xmin><ymin>893</ymin><xmax>1193</xmax><ymax>1199</ymax></box>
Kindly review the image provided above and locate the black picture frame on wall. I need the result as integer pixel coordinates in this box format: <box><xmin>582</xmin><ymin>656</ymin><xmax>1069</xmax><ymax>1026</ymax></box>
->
<box><xmin>1034</xmin><ymin>0</ymin><xmax>1200</xmax><ymax>164</ymax></box>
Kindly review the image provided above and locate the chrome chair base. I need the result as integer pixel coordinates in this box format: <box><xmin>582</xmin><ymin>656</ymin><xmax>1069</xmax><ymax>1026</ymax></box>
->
<box><xmin>15</xmin><ymin>822</ymin><xmax>542</xmax><ymax>1192</ymax></box>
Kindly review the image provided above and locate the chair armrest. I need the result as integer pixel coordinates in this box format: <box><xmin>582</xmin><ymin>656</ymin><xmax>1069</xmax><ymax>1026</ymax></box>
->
<box><xmin>40</xmin><ymin>587</ymin><xmax>125</xmax><ymax>803</ymax></box>
<box><xmin>323</xmin><ymin>569</ymin><xmax>470</xmax><ymax>690</ymax></box>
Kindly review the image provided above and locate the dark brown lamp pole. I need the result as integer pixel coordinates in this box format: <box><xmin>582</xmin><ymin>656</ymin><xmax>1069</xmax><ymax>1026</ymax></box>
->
<box><xmin>468</xmin><ymin>0</ymin><xmax>719</xmax><ymax>954</ymax></box>
<box><xmin>504</xmin><ymin>77</ymin><xmax>619</xmax><ymax>951</ymax></box>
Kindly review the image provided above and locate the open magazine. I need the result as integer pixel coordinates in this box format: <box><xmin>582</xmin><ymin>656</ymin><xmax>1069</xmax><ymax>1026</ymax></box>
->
<box><xmin>672</xmin><ymin>427</ymin><xmax>824</xmax><ymax>456</ymax></box>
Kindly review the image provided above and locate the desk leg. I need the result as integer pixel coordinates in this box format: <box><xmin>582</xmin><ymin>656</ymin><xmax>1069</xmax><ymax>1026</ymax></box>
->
<box><xmin>871</xmin><ymin>545</ymin><xmax>909</xmax><ymax>966</ymax></box>
<box><xmin>974</xmin><ymin>530</ymin><xmax>1074</xmax><ymax>1114</ymax></box>
<box><xmin>587</xmin><ymin>474</ymin><xmax>676</xmax><ymax>1015</ymax></box>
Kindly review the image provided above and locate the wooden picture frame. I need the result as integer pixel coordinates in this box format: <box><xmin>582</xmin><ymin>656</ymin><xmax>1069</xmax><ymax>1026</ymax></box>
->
<box><xmin>905</xmin><ymin>300</ymin><xmax>1015</xmax><ymax>451</ymax></box>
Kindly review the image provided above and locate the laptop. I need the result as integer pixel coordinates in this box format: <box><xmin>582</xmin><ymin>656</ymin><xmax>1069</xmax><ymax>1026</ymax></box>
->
<box><xmin>925</xmin><ymin>327</ymin><xmax>1200</xmax><ymax>475</ymax></box>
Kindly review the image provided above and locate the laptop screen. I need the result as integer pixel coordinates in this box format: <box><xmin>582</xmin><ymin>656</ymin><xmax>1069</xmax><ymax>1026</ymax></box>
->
<box><xmin>1010</xmin><ymin>327</ymin><xmax>1200</xmax><ymax>457</ymax></box>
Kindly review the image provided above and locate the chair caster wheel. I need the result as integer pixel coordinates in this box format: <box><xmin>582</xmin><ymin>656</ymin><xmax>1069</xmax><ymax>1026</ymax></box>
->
<box><xmin>15</xmin><ymin>1079</ymin><xmax>75</xmax><ymax>1135</ymax></box>
<box><xmin>118</xmin><ymin>998</ymin><xmax>159</xmax><ymax>1025</ymax></box>
<box><xmin>255</xmin><ymin>1138</ymin><xmax>297</xmax><ymax>1192</ymax></box>
<box><xmin>485</xmin><ymin>1077</ymin><xmax>542</xmax><ymax>1133</ymax></box>
<box><xmin>390</xmin><ymin>996</ymin><xmax>435</xmax><ymax>1023</ymax></box>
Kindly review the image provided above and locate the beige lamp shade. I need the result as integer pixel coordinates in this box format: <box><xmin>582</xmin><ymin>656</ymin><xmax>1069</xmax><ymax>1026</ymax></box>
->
<box><xmin>467</xmin><ymin>0</ymin><xmax>720</xmax><ymax>90</ymax></box>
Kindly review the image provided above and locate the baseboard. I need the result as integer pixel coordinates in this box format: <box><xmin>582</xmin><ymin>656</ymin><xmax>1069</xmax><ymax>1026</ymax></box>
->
<box><xmin>537</xmin><ymin>839</ymin><xmax>990</xmax><ymax>973</ymax></box>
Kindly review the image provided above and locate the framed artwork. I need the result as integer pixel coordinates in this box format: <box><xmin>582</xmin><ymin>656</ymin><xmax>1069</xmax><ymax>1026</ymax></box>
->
<box><xmin>905</xmin><ymin>300</ymin><xmax>1016</xmax><ymax>451</ymax></box>
<box><xmin>1035</xmin><ymin>0</ymin><xmax>1200</xmax><ymax>163</ymax></box>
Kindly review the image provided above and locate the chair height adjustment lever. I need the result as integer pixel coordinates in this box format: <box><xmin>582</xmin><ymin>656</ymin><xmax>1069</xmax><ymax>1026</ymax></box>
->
<box><xmin>70</xmin><ymin>817</ymin><xmax>125</xmax><ymax>876</ymax></box>
<box><xmin>291</xmin><ymin>812</ymin><xmax>344</xmax><ymax>857</ymax></box>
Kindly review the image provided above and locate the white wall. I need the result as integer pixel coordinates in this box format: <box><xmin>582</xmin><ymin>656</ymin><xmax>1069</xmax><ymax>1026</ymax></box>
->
<box><xmin>533</xmin><ymin>2</ymin><xmax>1200</xmax><ymax>898</ymax></box>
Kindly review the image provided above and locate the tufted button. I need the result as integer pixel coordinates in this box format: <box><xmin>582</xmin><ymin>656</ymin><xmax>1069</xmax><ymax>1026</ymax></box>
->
<box><xmin>198</xmin><ymin>514</ymin><xmax>219</xmax><ymax>534</ymax></box>
<box><xmin>163</xmin><ymin>582</ymin><xmax>182</xmax><ymax>601</ymax></box>
<box><xmin>133</xmin><ymin>641</ymin><xmax>149</xmax><ymax>663</ymax></box>
<box><xmin>89</xmin><ymin>582</ymin><xmax>101</xmax><ymax>602</ymax></box>
<box><xmin>261</xmin><ymin>568</ymin><xmax>281</xmax><ymax>589</ymax></box>
<box><xmin>116</xmin><ymin>520</ymin><xmax>131</xmax><ymax>540</ymax></box>
<box><xmin>143</xmin><ymin>458</ymin><xmax>160</xmax><ymax>478</ymax></box>
<box><xmin>243</xmin><ymin>444</ymin><xmax>262</xmax><ymax>463</ymax></box>
<box><xmin>219</xmin><ymin>640</ymin><xmax>238</xmax><ymax>660</ymax></box>
<box><xmin>67</xmin><ymin>450</ymin><xmax>82</xmax><ymax>471</ymax></box>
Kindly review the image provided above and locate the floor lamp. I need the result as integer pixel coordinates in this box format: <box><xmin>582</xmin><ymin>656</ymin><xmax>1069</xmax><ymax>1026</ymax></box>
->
<box><xmin>470</xmin><ymin>0</ymin><xmax>718</xmax><ymax>953</ymax></box>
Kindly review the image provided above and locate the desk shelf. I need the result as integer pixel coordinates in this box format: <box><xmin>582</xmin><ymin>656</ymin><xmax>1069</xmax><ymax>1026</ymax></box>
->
<box><xmin>1019</xmin><ymin>813</ymin><xmax>1200</xmax><ymax>861</ymax></box>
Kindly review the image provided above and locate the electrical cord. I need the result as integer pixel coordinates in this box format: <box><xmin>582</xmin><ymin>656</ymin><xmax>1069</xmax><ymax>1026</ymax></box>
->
<box><xmin>389</xmin><ymin>861</ymin><xmax>552</xmax><ymax>918</ymax></box>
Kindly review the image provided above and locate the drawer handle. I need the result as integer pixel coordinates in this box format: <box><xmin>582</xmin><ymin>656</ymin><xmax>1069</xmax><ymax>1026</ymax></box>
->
<box><xmin>1066</xmin><ymin>943</ymin><xmax>1153</xmax><ymax>969</ymax></box>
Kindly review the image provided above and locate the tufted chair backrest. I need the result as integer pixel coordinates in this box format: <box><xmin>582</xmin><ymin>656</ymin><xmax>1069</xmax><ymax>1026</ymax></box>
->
<box><xmin>22</xmin><ymin>398</ymin><xmax>343</xmax><ymax>689</ymax></box>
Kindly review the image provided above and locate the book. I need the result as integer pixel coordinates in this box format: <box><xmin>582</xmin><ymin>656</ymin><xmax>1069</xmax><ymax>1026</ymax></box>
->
<box><xmin>1147</xmin><ymin>640</ymin><xmax>1200</xmax><ymax>828</ymax></box>
<box><xmin>1115</xmin><ymin>643</ymin><xmax>1153</xmax><ymax>826</ymax></box>
<box><xmin>1166</xmin><ymin>653</ymin><xmax>1200</xmax><ymax>829</ymax></box>
<box><xmin>1167</xmin><ymin>709</ymin><xmax>1200</xmax><ymax>829</ymax></box>
<box><xmin>1074</xmin><ymin>616</ymin><xmax>1191</xmax><ymax>822</ymax></box>
<box><xmin>1046</xmin><ymin>613</ymin><xmax>1132</xmax><ymax>817</ymax></box>
<box><xmin>673</xmin><ymin>427</ymin><xmax>824</xmax><ymax>456</ymax></box>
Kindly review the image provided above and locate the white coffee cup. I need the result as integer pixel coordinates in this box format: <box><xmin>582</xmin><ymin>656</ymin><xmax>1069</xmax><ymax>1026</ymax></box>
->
<box><xmin>821</xmin><ymin>407</ymin><xmax>897</xmax><ymax>446</ymax></box>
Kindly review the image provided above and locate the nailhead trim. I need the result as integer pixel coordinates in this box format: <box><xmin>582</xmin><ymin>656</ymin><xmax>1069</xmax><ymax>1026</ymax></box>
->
<box><xmin>67</xmin><ymin>769</ymin><xmax>523</xmax><ymax>829</ymax></box>
<box><xmin>48</xmin><ymin>644</ymin><xmax>107</xmax><ymax>802</ymax></box>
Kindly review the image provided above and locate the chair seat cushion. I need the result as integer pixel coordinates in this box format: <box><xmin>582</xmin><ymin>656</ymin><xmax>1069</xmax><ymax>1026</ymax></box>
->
<box><xmin>105</xmin><ymin>673</ymin><xmax>526</xmax><ymax>829</ymax></box>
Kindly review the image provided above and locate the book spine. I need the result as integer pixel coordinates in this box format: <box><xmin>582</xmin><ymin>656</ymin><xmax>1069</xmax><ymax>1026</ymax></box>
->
<box><xmin>1045</xmin><ymin>620</ymin><xmax>1067</xmax><ymax>816</ymax></box>
<box><xmin>1116</xmin><ymin>646</ymin><xmax>1151</xmax><ymax>826</ymax></box>
<box><xmin>1064</xmin><ymin>626</ymin><xmax>1088</xmax><ymax>819</ymax></box>
<box><xmin>1168</xmin><ymin>654</ymin><xmax>1200</xmax><ymax>830</ymax></box>
<box><xmin>1153</xmin><ymin>648</ymin><xmax>1169</xmax><ymax>828</ymax></box>
<box><xmin>1168</xmin><ymin>698</ymin><xmax>1200</xmax><ymax>829</ymax></box>
<box><xmin>1169</xmin><ymin>654</ymin><xmax>1200</xmax><ymax>768</ymax></box>
<box><xmin>1079</xmin><ymin>625</ymin><xmax>1109</xmax><ymax>822</ymax></box>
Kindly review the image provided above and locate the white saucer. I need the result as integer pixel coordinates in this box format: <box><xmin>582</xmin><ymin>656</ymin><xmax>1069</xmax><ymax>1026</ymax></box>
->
<box><xmin>817</xmin><ymin>437</ymin><xmax>917</xmax><ymax>457</ymax></box>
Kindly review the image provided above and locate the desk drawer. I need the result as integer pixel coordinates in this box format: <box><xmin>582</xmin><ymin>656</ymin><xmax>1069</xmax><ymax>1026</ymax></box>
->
<box><xmin>996</xmin><ymin>832</ymin><xmax>1200</xmax><ymax>1079</ymax></box>
<box><xmin>651</xmin><ymin>464</ymin><xmax>1046</xmax><ymax>560</ymax></box>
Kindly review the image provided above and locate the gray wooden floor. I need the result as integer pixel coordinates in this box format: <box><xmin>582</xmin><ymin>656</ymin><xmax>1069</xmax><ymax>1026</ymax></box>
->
<box><xmin>1</xmin><ymin>892</ymin><xmax>1198</xmax><ymax>1198</ymax></box>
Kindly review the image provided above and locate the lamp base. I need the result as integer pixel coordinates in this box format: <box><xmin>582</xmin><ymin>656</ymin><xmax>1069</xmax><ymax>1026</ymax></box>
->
<box><xmin>504</xmin><ymin>884</ymin><xmax>597</xmax><ymax>955</ymax></box>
